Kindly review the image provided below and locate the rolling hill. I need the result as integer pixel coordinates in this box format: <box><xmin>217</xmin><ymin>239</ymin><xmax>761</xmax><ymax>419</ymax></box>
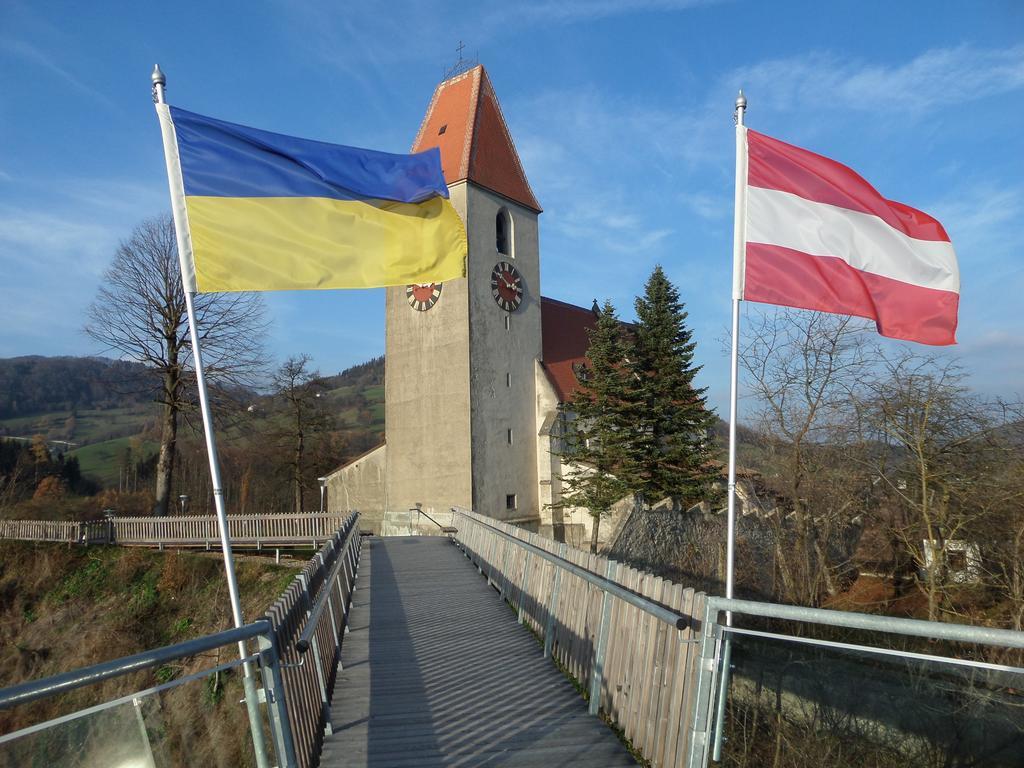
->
<box><xmin>0</xmin><ymin>355</ymin><xmax>386</xmax><ymax>487</ymax></box>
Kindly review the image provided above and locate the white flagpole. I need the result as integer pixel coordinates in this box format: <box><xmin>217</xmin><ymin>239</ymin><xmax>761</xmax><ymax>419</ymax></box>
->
<box><xmin>151</xmin><ymin>65</ymin><xmax>271</xmax><ymax>768</ymax></box>
<box><xmin>710</xmin><ymin>89</ymin><xmax>747</xmax><ymax>764</ymax></box>
<box><xmin>726</xmin><ymin>90</ymin><xmax>747</xmax><ymax>604</ymax></box>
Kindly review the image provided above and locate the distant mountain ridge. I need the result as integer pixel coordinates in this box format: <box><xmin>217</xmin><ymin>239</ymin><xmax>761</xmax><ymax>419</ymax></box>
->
<box><xmin>0</xmin><ymin>356</ymin><xmax>156</xmax><ymax>420</ymax></box>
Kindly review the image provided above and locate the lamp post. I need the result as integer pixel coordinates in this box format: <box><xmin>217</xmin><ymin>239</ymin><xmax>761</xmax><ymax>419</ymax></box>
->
<box><xmin>318</xmin><ymin>477</ymin><xmax>327</xmax><ymax>513</ymax></box>
<box><xmin>179</xmin><ymin>495</ymin><xmax>188</xmax><ymax>515</ymax></box>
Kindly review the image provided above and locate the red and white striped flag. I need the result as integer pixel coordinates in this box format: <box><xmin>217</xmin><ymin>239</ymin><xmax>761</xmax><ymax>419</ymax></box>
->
<box><xmin>740</xmin><ymin>129</ymin><xmax>959</xmax><ymax>345</ymax></box>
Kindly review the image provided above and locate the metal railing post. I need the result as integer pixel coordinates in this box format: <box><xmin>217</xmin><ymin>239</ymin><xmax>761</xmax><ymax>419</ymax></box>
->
<box><xmin>543</xmin><ymin>543</ymin><xmax>568</xmax><ymax>659</ymax></box>
<box><xmin>257</xmin><ymin>631</ymin><xmax>299</xmax><ymax>768</ymax></box>
<box><xmin>517</xmin><ymin>549</ymin><xmax>532</xmax><ymax>623</ymax></box>
<box><xmin>588</xmin><ymin>559</ymin><xmax>617</xmax><ymax>715</ymax></box>
<box><xmin>711</xmin><ymin>634</ymin><xmax>733</xmax><ymax>761</ymax></box>
<box><xmin>498</xmin><ymin>530</ymin><xmax>512</xmax><ymax>598</ymax></box>
<box><xmin>686</xmin><ymin>601</ymin><xmax>722</xmax><ymax>768</ymax></box>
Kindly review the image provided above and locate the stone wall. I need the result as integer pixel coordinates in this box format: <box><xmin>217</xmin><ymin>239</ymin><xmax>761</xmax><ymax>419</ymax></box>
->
<box><xmin>325</xmin><ymin>444</ymin><xmax>387</xmax><ymax>532</ymax></box>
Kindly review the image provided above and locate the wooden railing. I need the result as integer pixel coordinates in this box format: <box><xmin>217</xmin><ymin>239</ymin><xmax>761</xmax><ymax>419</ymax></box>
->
<box><xmin>112</xmin><ymin>512</ymin><xmax>350</xmax><ymax>548</ymax></box>
<box><xmin>264</xmin><ymin>512</ymin><xmax>362</xmax><ymax>768</ymax></box>
<box><xmin>0</xmin><ymin>518</ymin><xmax>113</xmax><ymax>545</ymax></box>
<box><xmin>0</xmin><ymin>513</ymin><xmax>350</xmax><ymax>549</ymax></box>
<box><xmin>452</xmin><ymin>509</ymin><xmax>708</xmax><ymax>768</ymax></box>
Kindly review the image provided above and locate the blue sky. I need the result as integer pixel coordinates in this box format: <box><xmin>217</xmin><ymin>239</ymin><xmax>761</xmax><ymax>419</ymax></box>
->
<box><xmin>1</xmin><ymin>0</ymin><xmax>1022</xmax><ymax>414</ymax></box>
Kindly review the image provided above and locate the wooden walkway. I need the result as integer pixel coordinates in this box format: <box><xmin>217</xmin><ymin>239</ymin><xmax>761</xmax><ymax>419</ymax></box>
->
<box><xmin>321</xmin><ymin>536</ymin><xmax>638</xmax><ymax>767</ymax></box>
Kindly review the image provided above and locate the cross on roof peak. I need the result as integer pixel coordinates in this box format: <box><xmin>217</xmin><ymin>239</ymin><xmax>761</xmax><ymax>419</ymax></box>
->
<box><xmin>443</xmin><ymin>41</ymin><xmax>478</xmax><ymax>81</ymax></box>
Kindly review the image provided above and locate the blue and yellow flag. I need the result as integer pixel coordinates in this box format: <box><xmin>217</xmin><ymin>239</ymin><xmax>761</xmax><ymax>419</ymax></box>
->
<box><xmin>155</xmin><ymin>105</ymin><xmax>467</xmax><ymax>293</ymax></box>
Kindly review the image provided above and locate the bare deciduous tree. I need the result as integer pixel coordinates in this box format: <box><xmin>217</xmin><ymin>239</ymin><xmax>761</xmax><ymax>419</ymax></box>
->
<box><xmin>738</xmin><ymin>308</ymin><xmax>876</xmax><ymax>605</ymax></box>
<box><xmin>859</xmin><ymin>352</ymin><xmax>1017</xmax><ymax>622</ymax></box>
<box><xmin>84</xmin><ymin>214</ymin><xmax>267</xmax><ymax>516</ymax></box>
<box><xmin>271</xmin><ymin>354</ymin><xmax>333</xmax><ymax>515</ymax></box>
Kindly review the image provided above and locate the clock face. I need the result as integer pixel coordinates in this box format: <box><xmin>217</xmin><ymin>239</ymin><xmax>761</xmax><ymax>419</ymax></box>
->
<box><xmin>491</xmin><ymin>261</ymin><xmax>523</xmax><ymax>312</ymax></box>
<box><xmin>406</xmin><ymin>282</ymin><xmax>442</xmax><ymax>311</ymax></box>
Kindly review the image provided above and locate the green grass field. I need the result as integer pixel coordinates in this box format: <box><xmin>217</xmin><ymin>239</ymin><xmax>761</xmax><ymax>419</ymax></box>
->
<box><xmin>70</xmin><ymin>437</ymin><xmax>159</xmax><ymax>486</ymax></box>
<box><xmin>0</xmin><ymin>405</ymin><xmax>152</xmax><ymax>446</ymax></box>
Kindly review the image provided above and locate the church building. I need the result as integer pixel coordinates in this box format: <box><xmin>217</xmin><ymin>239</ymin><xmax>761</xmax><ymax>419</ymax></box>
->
<box><xmin>325</xmin><ymin>65</ymin><xmax>603</xmax><ymax>542</ymax></box>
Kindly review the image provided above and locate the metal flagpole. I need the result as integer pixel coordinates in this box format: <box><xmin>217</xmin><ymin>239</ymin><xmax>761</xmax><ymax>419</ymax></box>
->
<box><xmin>151</xmin><ymin>65</ymin><xmax>271</xmax><ymax>768</ymax></box>
<box><xmin>726</xmin><ymin>89</ymin><xmax>747</xmax><ymax>605</ymax></box>
<box><xmin>711</xmin><ymin>88</ymin><xmax>748</xmax><ymax>764</ymax></box>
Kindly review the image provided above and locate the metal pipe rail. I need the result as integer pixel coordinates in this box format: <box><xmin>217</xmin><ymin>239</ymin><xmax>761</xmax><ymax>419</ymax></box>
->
<box><xmin>0</xmin><ymin>621</ymin><xmax>270</xmax><ymax>710</ymax></box>
<box><xmin>0</xmin><ymin>515</ymin><xmax>361</xmax><ymax>768</ymax></box>
<box><xmin>708</xmin><ymin>595</ymin><xmax>1024</xmax><ymax>650</ymax></box>
<box><xmin>452</xmin><ymin>509</ymin><xmax>708</xmax><ymax>768</ymax></box>
<box><xmin>411</xmin><ymin>505</ymin><xmax>459</xmax><ymax>534</ymax></box>
<box><xmin>460</xmin><ymin>509</ymin><xmax>691</xmax><ymax>630</ymax></box>
<box><xmin>695</xmin><ymin>594</ymin><xmax>1024</xmax><ymax>765</ymax></box>
<box><xmin>296</xmin><ymin>518</ymin><xmax>359</xmax><ymax>653</ymax></box>
<box><xmin>0</xmin><ymin>619</ymin><xmax>299</xmax><ymax>767</ymax></box>
<box><xmin>264</xmin><ymin>511</ymin><xmax>363</xmax><ymax>768</ymax></box>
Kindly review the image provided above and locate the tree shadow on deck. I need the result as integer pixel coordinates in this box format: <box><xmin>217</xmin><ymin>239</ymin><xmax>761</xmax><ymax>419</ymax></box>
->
<box><xmin>345</xmin><ymin>537</ymin><xmax>633</xmax><ymax>767</ymax></box>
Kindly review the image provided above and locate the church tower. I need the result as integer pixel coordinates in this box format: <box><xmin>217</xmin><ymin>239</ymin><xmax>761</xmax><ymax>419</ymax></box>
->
<box><xmin>383</xmin><ymin>65</ymin><xmax>543</xmax><ymax>523</ymax></box>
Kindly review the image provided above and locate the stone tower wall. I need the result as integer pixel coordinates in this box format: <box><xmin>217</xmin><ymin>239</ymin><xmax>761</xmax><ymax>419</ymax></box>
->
<box><xmin>466</xmin><ymin>188</ymin><xmax>542</xmax><ymax>522</ymax></box>
<box><xmin>383</xmin><ymin>183</ymin><xmax>474</xmax><ymax>519</ymax></box>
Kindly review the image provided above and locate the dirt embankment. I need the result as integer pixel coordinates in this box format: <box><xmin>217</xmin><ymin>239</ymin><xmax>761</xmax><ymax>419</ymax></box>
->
<box><xmin>0</xmin><ymin>541</ymin><xmax>300</xmax><ymax>766</ymax></box>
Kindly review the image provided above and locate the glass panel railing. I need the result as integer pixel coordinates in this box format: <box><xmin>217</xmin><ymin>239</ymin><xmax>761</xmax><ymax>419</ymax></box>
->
<box><xmin>716</xmin><ymin>629</ymin><xmax>1024</xmax><ymax>767</ymax></box>
<box><xmin>0</xmin><ymin>695</ymin><xmax>156</xmax><ymax>768</ymax></box>
<box><xmin>0</xmin><ymin>661</ymin><xmax>276</xmax><ymax>768</ymax></box>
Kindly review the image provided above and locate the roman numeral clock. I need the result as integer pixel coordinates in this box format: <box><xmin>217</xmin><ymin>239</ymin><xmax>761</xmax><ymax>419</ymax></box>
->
<box><xmin>406</xmin><ymin>282</ymin><xmax>442</xmax><ymax>311</ymax></box>
<box><xmin>491</xmin><ymin>261</ymin><xmax>523</xmax><ymax>312</ymax></box>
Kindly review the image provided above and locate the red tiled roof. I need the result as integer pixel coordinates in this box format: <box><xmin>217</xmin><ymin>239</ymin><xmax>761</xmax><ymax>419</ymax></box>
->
<box><xmin>412</xmin><ymin>65</ymin><xmax>541</xmax><ymax>213</ymax></box>
<box><xmin>540</xmin><ymin>296</ymin><xmax>598</xmax><ymax>402</ymax></box>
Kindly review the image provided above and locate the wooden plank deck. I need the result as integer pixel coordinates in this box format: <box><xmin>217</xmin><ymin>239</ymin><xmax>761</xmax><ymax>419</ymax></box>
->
<box><xmin>320</xmin><ymin>536</ymin><xmax>638</xmax><ymax>767</ymax></box>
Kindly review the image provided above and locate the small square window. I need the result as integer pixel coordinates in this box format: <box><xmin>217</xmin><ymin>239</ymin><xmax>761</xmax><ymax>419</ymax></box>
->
<box><xmin>506</xmin><ymin>494</ymin><xmax>517</xmax><ymax>510</ymax></box>
<box><xmin>438</xmin><ymin>124</ymin><xmax>447</xmax><ymax>135</ymax></box>
<box><xmin>507</xmin><ymin>428</ymin><xmax>513</xmax><ymax>445</ymax></box>
<box><xmin>506</xmin><ymin>372</ymin><xmax>512</xmax><ymax>387</ymax></box>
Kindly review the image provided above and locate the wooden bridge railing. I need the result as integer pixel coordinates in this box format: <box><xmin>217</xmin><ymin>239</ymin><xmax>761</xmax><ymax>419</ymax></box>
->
<box><xmin>0</xmin><ymin>512</ymin><xmax>350</xmax><ymax>549</ymax></box>
<box><xmin>0</xmin><ymin>518</ymin><xmax>113</xmax><ymax>545</ymax></box>
<box><xmin>452</xmin><ymin>508</ymin><xmax>709</xmax><ymax>768</ymax></box>
<box><xmin>263</xmin><ymin>512</ymin><xmax>362</xmax><ymax>768</ymax></box>
<box><xmin>112</xmin><ymin>512</ymin><xmax>350</xmax><ymax>548</ymax></box>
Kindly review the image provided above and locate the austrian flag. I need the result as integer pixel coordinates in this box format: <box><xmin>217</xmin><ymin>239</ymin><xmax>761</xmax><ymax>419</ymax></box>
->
<box><xmin>740</xmin><ymin>129</ymin><xmax>959</xmax><ymax>345</ymax></box>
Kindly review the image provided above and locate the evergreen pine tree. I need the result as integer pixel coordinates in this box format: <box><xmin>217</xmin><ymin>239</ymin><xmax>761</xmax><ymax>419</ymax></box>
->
<box><xmin>556</xmin><ymin>300</ymin><xmax>636</xmax><ymax>552</ymax></box>
<box><xmin>629</xmin><ymin>266</ymin><xmax>717</xmax><ymax>506</ymax></box>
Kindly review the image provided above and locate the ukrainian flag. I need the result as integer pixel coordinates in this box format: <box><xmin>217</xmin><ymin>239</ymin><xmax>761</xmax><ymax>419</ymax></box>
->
<box><xmin>155</xmin><ymin>105</ymin><xmax>467</xmax><ymax>293</ymax></box>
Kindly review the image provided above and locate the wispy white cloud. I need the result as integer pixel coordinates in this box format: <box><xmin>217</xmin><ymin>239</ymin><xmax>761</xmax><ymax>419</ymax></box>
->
<box><xmin>276</xmin><ymin>0</ymin><xmax>720</xmax><ymax>98</ymax></box>
<box><xmin>725</xmin><ymin>45</ymin><xmax>1024</xmax><ymax>117</ymax></box>
<box><xmin>0</xmin><ymin>206</ymin><xmax>114</xmax><ymax>269</ymax></box>
<box><xmin>486</xmin><ymin>0</ymin><xmax>719</xmax><ymax>26</ymax></box>
<box><xmin>680</xmin><ymin>191</ymin><xmax>729</xmax><ymax>220</ymax></box>
<box><xmin>928</xmin><ymin>183</ymin><xmax>1023</xmax><ymax>265</ymax></box>
<box><xmin>0</xmin><ymin>38</ymin><xmax>118</xmax><ymax>110</ymax></box>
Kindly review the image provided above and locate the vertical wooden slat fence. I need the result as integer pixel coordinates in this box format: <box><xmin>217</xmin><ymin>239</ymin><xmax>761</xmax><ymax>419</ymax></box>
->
<box><xmin>112</xmin><ymin>512</ymin><xmax>350</xmax><ymax>548</ymax></box>
<box><xmin>0</xmin><ymin>518</ymin><xmax>113</xmax><ymax>545</ymax></box>
<box><xmin>0</xmin><ymin>512</ymin><xmax>350</xmax><ymax>550</ymax></box>
<box><xmin>451</xmin><ymin>509</ymin><xmax>708</xmax><ymax>768</ymax></box>
<box><xmin>263</xmin><ymin>512</ymin><xmax>362</xmax><ymax>768</ymax></box>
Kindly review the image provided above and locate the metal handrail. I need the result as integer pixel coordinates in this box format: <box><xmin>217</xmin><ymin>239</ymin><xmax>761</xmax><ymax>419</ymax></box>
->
<box><xmin>413</xmin><ymin>506</ymin><xmax>458</xmax><ymax>534</ymax></box>
<box><xmin>0</xmin><ymin>620</ymin><xmax>272</xmax><ymax>710</ymax></box>
<box><xmin>453</xmin><ymin>510</ymin><xmax>692</xmax><ymax>630</ymax></box>
<box><xmin>708</xmin><ymin>595</ymin><xmax>1024</xmax><ymax>650</ymax></box>
<box><xmin>295</xmin><ymin>519</ymin><xmax>359</xmax><ymax>654</ymax></box>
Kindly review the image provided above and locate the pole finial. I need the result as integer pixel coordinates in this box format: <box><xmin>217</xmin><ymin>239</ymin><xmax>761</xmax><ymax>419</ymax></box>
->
<box><xmin>152</xmin><ymin>64</ymin><xmax>166</xmax><ymax>104</ymax></box>
<box><xmin>735</xmin><ymin>89</ymin><xmax>746</xmax><ymax>111</ymax></box>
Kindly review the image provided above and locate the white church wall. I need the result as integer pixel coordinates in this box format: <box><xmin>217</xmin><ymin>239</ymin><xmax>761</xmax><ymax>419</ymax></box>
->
<box><xmin>535</xmin><ymin>360</ymin><xmax>566</xmax><ymax>529</ymax></box>
<box><xmin>325</xmin><ymin>443</ymin><xmax>387</xmax><ymax>531</ymax></box>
